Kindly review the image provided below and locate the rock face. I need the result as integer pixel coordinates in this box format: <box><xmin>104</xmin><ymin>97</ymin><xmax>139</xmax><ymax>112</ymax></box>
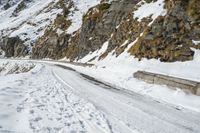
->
<box><xmin>75</xmin><ymin>0</ymin><xmax>139</xmax><ymax>59</ymax></box>
<box><xmin>32</xmin><ymin>0</ymin><xmax>140</xmax><ymax>60</ymax></box>
<box><xmin>129</xmin><ymin>0</ymin><xmax>200</xmax><ymax>62</ymax></box>
<box><xmin>31</xmin><ymin>0</ymin><xmax>73</xmax><ymax>59</ymax></box>
<box><xmin>0</xmin><ymin>37</ymin><xmax>28</xmax><ymax>57</ymax></box>
<box><xmin>32</xmin><ymin>14</ymin><xmax>72</xmax><ymax>59</ymax></box>
<box><xmin>108</xmin><ymin>14</ymin><xmax>151</xmax><ymax>57</ymax></box>
<box><xmin>33</xmin><ymin>0</ymin><xmax>141</xmax><ymax>60</ymax></box>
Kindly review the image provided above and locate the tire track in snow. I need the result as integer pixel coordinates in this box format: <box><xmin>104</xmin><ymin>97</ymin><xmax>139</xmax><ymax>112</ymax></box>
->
<box><xmin>51</xmin><ymin>67</ymin><xmax>114</xmax><ymax>133</ymax></box>
<box><xmin>52</xmin><ymin>65</ymin><xmax>138</xmax><ymax>133</ymax></box>
<box><xmin>22</xmin><ymin>64</ymin><xmax>113</xmax><ymax>133</ymax></box>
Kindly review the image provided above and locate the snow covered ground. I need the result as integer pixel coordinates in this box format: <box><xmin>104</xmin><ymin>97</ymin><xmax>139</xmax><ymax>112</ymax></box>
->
<box><xmin>0</xmin><ymin>60</ymin><xmax>112</xmax><ymax>133</ymax></box>
<box><xmin>52</xmin><ymin>65</ymin><xmax>200</xmax><ymax>133</ymax></box>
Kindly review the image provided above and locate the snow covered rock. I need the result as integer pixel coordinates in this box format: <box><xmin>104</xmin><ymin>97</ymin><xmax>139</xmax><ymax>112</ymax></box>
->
<box><xmin>129</xmin><ymin>0</ymin><xmax>200</xmax><ymax>62</ymax></box>
<box><xmin>0</xmin><ymin>0</ymin><xmax>64</xmax><ymax>57</ymax></box>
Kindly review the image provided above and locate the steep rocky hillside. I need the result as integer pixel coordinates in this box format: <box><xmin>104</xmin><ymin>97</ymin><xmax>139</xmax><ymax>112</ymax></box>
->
<box><xmin>129</xmin><ymin>0</ymin><xmax>200</xmax><ymax>62</ymax></box>
<box><xmin>0</xmin><ymin>0</ymin><xmax>64</xmax><ymax>57</ymax></box>
<box><xmin>0</xmin><ymin>0</ymin><xmax>200</xmax><ymax>63</ymax></box>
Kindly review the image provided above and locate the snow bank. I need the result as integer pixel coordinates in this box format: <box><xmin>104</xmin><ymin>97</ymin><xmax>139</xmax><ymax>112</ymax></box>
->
<box><xmin>0</xmin><ymin>60</ymin><xmax>36</xmax><ymax>75</ymax></box>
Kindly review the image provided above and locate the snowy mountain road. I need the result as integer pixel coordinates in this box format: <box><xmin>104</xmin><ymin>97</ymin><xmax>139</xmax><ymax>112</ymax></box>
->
<box><xmin>0</xmin><ymin>59</ymin><xmax>200</xmax><ymax>133</ymax></box>
<box><xmin>51</xmin><ymin>63</ymin><xmax>200</xmax><ymax>133</ymax></box>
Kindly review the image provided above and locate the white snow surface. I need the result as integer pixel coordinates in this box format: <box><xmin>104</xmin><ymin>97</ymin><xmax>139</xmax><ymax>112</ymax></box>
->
<box><xmin>192</xmin><ymin>40</ymin><xmax>200</xmax><ymax>45</ymax></box>
<box><xmin>0</xmin><ymin>60</ymin><xmax>112</xmax><ymax>133</ymax></box>
<box><xmin>35</xmin><ymin>59</ymin><xmax>200</xmax><ymax>133</ymax></box>
<box><xmin>133</xmin><ymin>0</ymin><xmax>167</xmax><ymax>22</ymax></box>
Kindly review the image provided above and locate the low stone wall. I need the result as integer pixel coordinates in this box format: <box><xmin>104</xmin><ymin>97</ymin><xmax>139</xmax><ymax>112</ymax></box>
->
<box><xmin>59</xmin><ymin>61</ymin><xmax>94</xmax><ymax>67</ymax></box>
<box><xmin>134</xmin><ymin>71</ymin><xmax>200</xmax><ymax>96</ymax></box>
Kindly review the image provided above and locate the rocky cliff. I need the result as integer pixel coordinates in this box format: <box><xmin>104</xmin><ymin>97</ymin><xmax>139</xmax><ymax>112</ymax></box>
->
<box><xmin>0</xmin><ymin>0</ymin><xmax>200</xmax><ymax>63</ymax></box>
<box><xmin>129</xmin><ymin>0</ymin><xmax>200</xmax><ymax>62</ymax></box>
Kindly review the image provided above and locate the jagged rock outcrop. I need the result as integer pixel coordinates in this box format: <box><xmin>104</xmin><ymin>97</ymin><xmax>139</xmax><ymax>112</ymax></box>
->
<box><xmin>32</xmin><ymin>0</ymin><xmax>78</xmax><ymax>59</ymax></box>
<box><xmin>108</xmin><ymin>14</ymin><xmax>151</xmax><ymax>57</ymax></box>
<box><xmin>129</xmin><ymin>0</ymin><xmax>200</xmax><ymax>62</ymax></box>
<box><xmin>0</xmin><ymin>37</ymin><xmax>28</xmax><ymax>57</ymax></box>
<box><xmin>75</xmin><ymin>0</ymin><xmax>140</xmax><ymax>59</ymax></box>
<box><xmin>32</xmin><ymin>14</ymin><xmax>72</xmax><ymax>59</ymax></box>
<box><xmin>31</xmin><ymin>0</ymin><xmax>73</xmax><ymax>59</ymax></box>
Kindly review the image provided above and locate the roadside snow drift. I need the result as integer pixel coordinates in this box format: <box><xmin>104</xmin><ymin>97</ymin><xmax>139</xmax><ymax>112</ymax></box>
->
<box><xmin>0</xmin><ymin>61</ymin><xmax>35</xmax><ymax>75</ymax></box>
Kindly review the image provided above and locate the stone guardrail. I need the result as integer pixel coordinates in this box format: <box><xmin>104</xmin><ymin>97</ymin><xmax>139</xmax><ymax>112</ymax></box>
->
<box><xmin>59</xmin><ymin>61</ymin><xmax>94</xmax><ymax>67</ymax></box>
<box><xmin>134</xmin><ymin>71</ymin><xmax>200</xmax><ymax>96</ymax></box>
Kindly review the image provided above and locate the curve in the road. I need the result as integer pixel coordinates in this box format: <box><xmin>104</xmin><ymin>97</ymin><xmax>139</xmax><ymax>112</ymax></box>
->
<box><xmin>52</xmin><ymin>64</ymin><xmax>200</xmax><ymax>133</ymax></box>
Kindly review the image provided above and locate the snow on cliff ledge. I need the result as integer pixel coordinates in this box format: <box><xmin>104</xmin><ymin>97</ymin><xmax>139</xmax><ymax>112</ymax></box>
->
<box><xmin>133</xmin><ymin>0</ymin><xmax>167</xmax><ymax>22</ymax></box>
<box><xmin>67</xmin><ymin>0</ymin><xmax>101</xmax><ymax>34</ymax></box>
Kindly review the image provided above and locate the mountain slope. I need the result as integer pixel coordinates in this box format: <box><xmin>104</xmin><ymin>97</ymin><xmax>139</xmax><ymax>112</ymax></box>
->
<box><xmin>0</xmin><ymin>0</ymin><xmax>63</xmax><ymax>56</ymax></box>
<box><xmin>0</xmin><ymin>0</ymin><xmax>200</xmax><ymax>63</ymax></box>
